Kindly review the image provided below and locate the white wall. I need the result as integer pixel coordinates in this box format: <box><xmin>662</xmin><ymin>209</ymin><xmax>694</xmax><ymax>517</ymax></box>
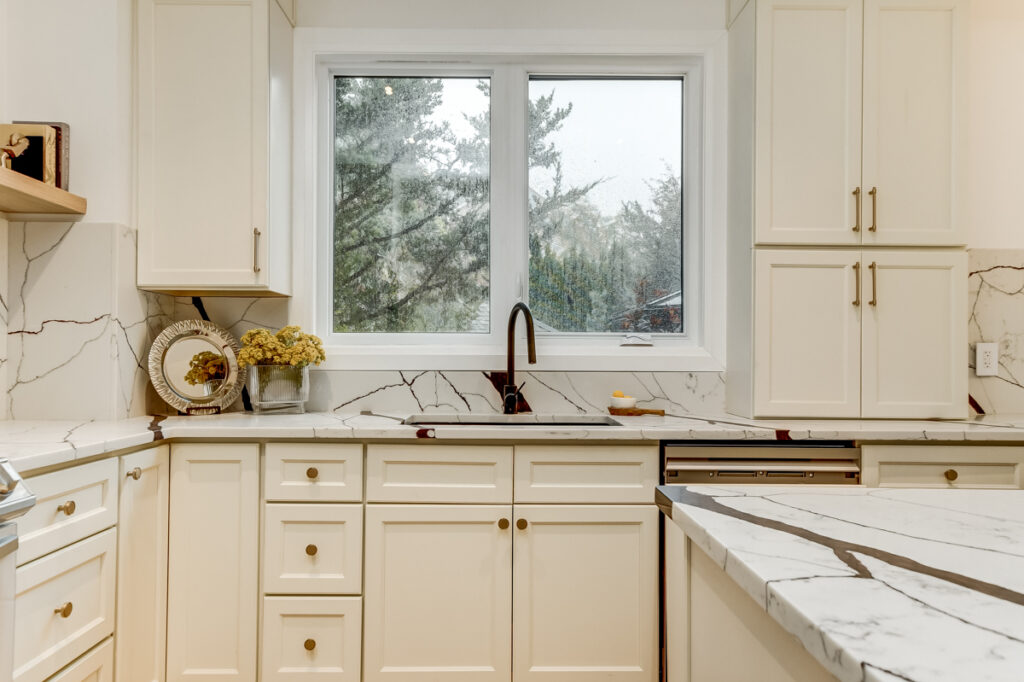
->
<box><xmin>296</xmin><ymin>0</ymin><xmax>727</xmax><ymax>30</ymax></box>
<box><xmin>3</xmin><ymin>0</ymin><xmax>133</xmax><ymax>224</ymax></box>
<box><xmin>968</xmin><ymin>0</ymin><xmax>1024</xmax><ymax>249</ymax></box>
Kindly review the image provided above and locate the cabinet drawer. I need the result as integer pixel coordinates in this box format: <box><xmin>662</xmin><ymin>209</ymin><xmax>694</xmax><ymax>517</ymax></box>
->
<box><xmin>19</xmin><ymin>459</ymin><xmax>118</xmax><ymax>566</ymax></box>
<box><xmin>862</xmin><ymin>445</ymin><xmax>1024</xmax><ymax>488</ymax></box>
<box><xmin>514</xmin><ymin>445</ymin><xmax>659</xmax><ymax>503</ymax></box>
<box><xmin>264</xmin><ymin>504</ymin><xmax>363</xmax><ymax>594</ymax></box>
<box><xmin>14</xmin><ymin>529</ymin><xmax>116</xmax><ymax>682</ymax></box>
<box><xmin>265</xmin><ymin>443</ymin><xmax>363</xmax><ymax>502</ymax></box>
<box><xmin>47</xmin><ymin>637</ymin><xmax>113</xmax><ymax>682</ymax></box>
<box><xmin>366</xmin><ymin>445</ymin><xmax>513</xmax><ymax>503</ymax></box>
<box><xmin>262</xmin><ymin>597</ymin><xmax>362</xmax><ymax>682</ymax></box>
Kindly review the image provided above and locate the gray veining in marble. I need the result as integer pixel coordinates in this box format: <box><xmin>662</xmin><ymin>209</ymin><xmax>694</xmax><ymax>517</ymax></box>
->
<box><xmin>660</xmin><ymin>484</ymin><xmax>1024</xmax><ymax>682</ymax></box>
<box><xmin>968</xmin><ymin>248</ymin><xmax>1024</xmax><ymax>415</ymax></box>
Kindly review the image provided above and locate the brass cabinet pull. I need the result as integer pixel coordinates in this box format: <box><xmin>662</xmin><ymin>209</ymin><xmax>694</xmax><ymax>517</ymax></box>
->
<box><xmin>126</xmin><ymin>467</ymin><xmax>142</xmax><ymax>481</ymax></box>
<box><xmin>304</xmin><ymin>638</ymin><xmax>316</xmax><ymax>651</ymax></box>
<box><xmin>851</xmin><ymin>187</ymin><xmax>862</xmax><ymax>232</ymax></box>
<box><xmin>868</xmin><ymin>187</ymin><xmax>878</xmax><ymax>232</ymax></box>
<box><xmin>944</xmin><ymin>469</ymin><xmax>959</xmax><ymax>482</ymax></box>
<box><xmin>868</xmin><ymin>262</ymin><xmax>878</xmax><ymax>306</ymax></box>
<box><xmin>516</xmin><ymin>518</ymin><xmax>528</xmax><ymax>530</ymax></box>
<box><xmin>54</xmin><ymin>602</ymin><xmax>73</xmax><ymax>618</ymax></box>
<box><xmin>56</xmin><ymin>500</ymin><xmax>76</xmax><ymax>516</ymax></box>
<box><xmin>253</xmin><ymin>228</ymin><xmax>262</xmax><ymax>274</ymax></box>
<box><xmin>305</xmin><ymin>544</ymin><xmax>318</xmax><ymax>557</ymax></box>
<box><xmin>306</xmin><ymin>467</ymin><xmax>319</xmax><ymax>480</ymax></box>
<box><xmin>852</xmin><ymin>262</ymin><xmax>861</xmax><ymax>306</ymax></box>
<box><xmin>497</xmin><ymin>518</ymin><xmax>510</xmax><ymax>530</ymax></box>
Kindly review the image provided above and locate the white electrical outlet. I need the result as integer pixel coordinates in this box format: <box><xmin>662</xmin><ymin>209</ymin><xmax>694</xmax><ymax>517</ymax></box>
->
<box><xmin>976</xmin><ymin>343</ymin><xmax>999</xmax><ymax>376</ymax></box>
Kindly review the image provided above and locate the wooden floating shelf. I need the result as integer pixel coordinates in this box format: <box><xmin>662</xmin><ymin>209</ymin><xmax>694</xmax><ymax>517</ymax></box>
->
<box><xmin>0</xmin><ymin>166</ymin><xmax>87</xmax><ymax>216</ymax></box>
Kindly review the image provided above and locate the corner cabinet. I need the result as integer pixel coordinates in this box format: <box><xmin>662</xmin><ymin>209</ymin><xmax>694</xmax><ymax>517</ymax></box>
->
<box><xmin>136</xmin><ymin>0</ymin><xmax>292</xmax><ymax>295</ymax></box>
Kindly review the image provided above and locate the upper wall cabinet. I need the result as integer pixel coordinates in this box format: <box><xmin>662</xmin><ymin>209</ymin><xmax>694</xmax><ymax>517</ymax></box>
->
<box><xmin>136</xmin><ymin>0</ymin><xmax>292</xmax><ymax>295</ymax></box>
<box><xmin>752</xmin><ymin>0</ymin><xmax>967</xmax><ymax>246</ymax></box>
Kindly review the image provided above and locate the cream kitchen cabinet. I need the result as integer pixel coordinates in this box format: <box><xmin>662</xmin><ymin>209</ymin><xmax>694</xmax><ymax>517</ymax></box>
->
<box><xmin>747</xmin><ymin>0</ymin><xmax>967</xmax><ymax>246</ymax></box>
<box><xmin>861</xmin><ymin>445</ymin><xmax>1024</xmax><ymax>487</ymax></box>
<box><xmin>747</xmin><ymin>249</ymin><xmax>966</xmax><ymax>418</ymax></box>
<box><xmin>166</xmin><ymin>443</ymin><xmax>260</xmax><ymax>681</ymax></box>
<box><xmin>136</xmin><ymin>0</ymin><xmax>292</xmax><ymax>295</ymax></box>
<box><xmin>116</xmin><ymin>446</ymin><xmax>170</xmax><ymax>682</ymax></box>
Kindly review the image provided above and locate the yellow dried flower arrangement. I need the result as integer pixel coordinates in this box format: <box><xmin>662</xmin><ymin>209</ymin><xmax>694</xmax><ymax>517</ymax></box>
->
<box><xmin>237</xmin><ymin>325</ymin><xmax>326</xmax><ymax>369</ymax></box>
<box><xmin>184</xmin><ymin>351</ymin><xmax>227</xmax><ymax>385</ymax></box>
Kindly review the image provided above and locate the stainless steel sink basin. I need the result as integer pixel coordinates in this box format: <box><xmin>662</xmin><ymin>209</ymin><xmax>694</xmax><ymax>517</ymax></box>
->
<box><xmin>403</xmin><ymin>414</ymin><xmax>622</xmax><ymax>427</ymax></box>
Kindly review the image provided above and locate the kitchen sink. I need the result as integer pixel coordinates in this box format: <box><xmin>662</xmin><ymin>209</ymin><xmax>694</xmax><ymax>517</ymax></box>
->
<box><xmin>403</xmin><ymin>414</ymin><xmax>622</xmax><ymax>427</ymax></box>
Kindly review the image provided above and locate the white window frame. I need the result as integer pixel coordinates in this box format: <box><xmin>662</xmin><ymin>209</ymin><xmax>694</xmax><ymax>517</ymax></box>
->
<box><xmin>292</xmin><ymin>30</ymin><xmax>728</xmax><ymax>372</ymax></box>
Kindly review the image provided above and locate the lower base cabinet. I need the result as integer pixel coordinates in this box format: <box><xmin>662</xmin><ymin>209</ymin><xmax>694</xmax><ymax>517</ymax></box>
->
<box><xmin>47</xmin><ymin>638</ymin><xmax>114</xmax><ymax>682</ymax></box>
<box><xmin>262</xmin><ymin>597</ymin><xmax>363</xmax><ymax>682</ymax></box>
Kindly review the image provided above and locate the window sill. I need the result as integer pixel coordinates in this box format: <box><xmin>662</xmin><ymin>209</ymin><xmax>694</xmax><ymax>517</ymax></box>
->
<box><xmin>319</xmin><ymin>344</ymin><xmax>724</xmax><ymax>372</ymax></box>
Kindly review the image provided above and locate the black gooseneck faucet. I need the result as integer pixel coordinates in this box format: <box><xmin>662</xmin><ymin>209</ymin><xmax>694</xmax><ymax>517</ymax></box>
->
<box><xmin>504</xmin><ymin>302</ymin><xmax>537</xmax><ymax>414</ymax></box>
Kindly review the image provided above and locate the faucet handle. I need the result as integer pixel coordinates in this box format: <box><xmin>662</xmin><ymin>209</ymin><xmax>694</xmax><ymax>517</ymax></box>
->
<box><xmin>502</xmin><ymin>385</ymin><xmax>519</xmax><ymax>414</ymax></box>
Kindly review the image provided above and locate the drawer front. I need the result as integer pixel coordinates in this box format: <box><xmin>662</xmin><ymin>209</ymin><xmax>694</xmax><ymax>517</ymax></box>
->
<box><xmin>47</xmin><ymin>637</ymin><xmax>113</xmax><ymax>682</ymax></box>
<box><xmin>262</xmin><ymin>597</ymin><xmax>362</xmax><ymax>682</ymax></box>
<box><xmin>878</xmin><ymin>462</ymin><xmax>1019</xmax><ymax>488</ymax></box>
<box><xmin>514</xmin><ymin>445</ymin><xmax>659</xmax><ymax>503</ymax></box>
<box><xmin>14</xmin><ymin>529</ymin><xmax>116</xmax><ymax>682</ymax></box>
<box><xmin>265</xmin><ymin>443</ymin><xmax>363</xmax><ymax>502</ymax></box>
<box><xmin>264</xmin><ymin>504</ymin><xmax>363</xmax><ymax>594</ymax></box>
<box><xmin>366</xmin><ymin>445</ymin><xmax>513</xmax><ymax>503</ymax></box>
<box><xmin>19</xmin><ymin>459</ymin><xmax>118</xmax><ymax>566</ymax></box>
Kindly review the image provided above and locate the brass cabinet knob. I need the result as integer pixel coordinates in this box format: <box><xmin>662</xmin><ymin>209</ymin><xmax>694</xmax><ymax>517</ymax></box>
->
<box><xmin>516</xmin><ymin>518</ymin><xmax>528</xmax><ymax>530</ymax></box>
<box><xmin>57</xmin><ymin>500</ymin><xmax>76</xmax><ymax>516</ymax></box>
<box><xmin>944</xmin><ymin>469</ymin><xmax>959</xmax><ymax>482</ymax></box>
<box><xmin>497</xmin><ymin>518</ymin><xmax>510</xmax><ymax>530</ymax></box>
<box><xmin>54</xmin><ymin>602</ymin><xmax>73</xmax><ymax>618</ymax></box>
<box><xmin>306</xmin><ymin>467</ymin><xmax>319</xmax><ymax>480</ymax></box>
<box><xmin>304</xmin><ymin>638</ymin><xmax>316</xmax><ymax>651</ymax></box>
<box><xmin>305</xmin><ymin>544</ymin><xmax>318</xmax><ymax>557</ymax></box>
<box><xmin>126</xmin><ymin>467</ymin><xmax>142</xmax><ymax>481</ymax></box>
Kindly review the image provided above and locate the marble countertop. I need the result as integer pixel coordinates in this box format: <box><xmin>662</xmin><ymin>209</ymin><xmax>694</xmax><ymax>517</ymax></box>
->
<box><xmin>2</xmin><ymin>411</ymin><xmax>1024</xmax><ymax>474</ymax></box>
<box><xmin>657</xmin><ymin>484</ymin><xmax>1024</xmax><ymax>682</ymax></box>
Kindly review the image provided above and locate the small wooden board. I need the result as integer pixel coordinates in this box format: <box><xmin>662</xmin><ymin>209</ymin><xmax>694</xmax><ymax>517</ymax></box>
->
<box><xmin>608</xmin><ymin>406</ymin><xmax>665</xmax><ymax>417</ymax></box>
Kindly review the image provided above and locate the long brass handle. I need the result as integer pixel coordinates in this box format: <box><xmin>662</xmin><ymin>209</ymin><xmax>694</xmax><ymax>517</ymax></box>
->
<box><xmin>306</xmin><ymin>467</ymin><xmax>319</xmax><ymax>480</ymax></box>
<box><xmin>54</xmin><ymin>602</ymin><xmax>73</xmax><ymax>618</ymax></box>
<box><xmin>304</xmin><ymin>638</ymin><xmax>316</xmax><ymax>651</ymax></box>
<box><xmin>253</xmin><ymin>228</ymin><xmax>262</xmax><ymax>274</ymax></box>
<box><xmin>852</xmin><ymin>263</ymin><xmax>861</xmax><ymax>306</ymax></box>
<box><xmin>516</xmin><ymin>518</ymin><xmax>528</xmax><ymax>530</ymax></box>
<box><xmin>126</xmin><ymin>467</ymin><xmax>142</xmax><ymax>481</ymax></box>
<box><xmin>57</xmin><ymin>500</ymin><xmax>76</xmax><ymax>516</ymax></box>
<box><xmin>868</xmin><ymin>187</ymin><xmax>878</xmax><ymax>232</ymax></box>
<box><xmin>869</xmin><ymin>262</ymin><xmax>878</xmax><ymax>306</ymax></box>
<box><xmin>305</xmin><ymin>544</ymin><xmax>318</xmax><ymax>557</ymax></box>
<box><xmin>851</xmin><ymin>187</ymin><xmax>862</xmax><ymax>232</ymax></box>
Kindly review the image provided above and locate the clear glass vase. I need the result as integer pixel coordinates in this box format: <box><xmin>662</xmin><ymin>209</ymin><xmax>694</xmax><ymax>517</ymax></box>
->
<box><xmin>248</xmin><ymin>365</ymin><xmax>310</xmax><ymax>414</ymax></box>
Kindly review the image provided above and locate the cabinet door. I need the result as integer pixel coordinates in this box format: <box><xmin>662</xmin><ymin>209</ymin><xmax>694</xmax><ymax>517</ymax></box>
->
<box><xmin>116</xmin><ymin>446</ymin><xmax>170</xmax><ymax>682</ymax></box>
<box><xmin>753</xmin><ymin>250</ymin><xmax>861</xmax><ymax>418</ymax></box>
<box><xmin>862</xmin><ymin>0</ymin><xmax>967</xmax><ymax>245</ymax></box>
<box><xmin>512</xmin><ymin>506</ymin><xmax>658</xmax><ymax>682</ymax></box>
<box><xmin>136</xmin><ymin>0</ymin><xmax>273</xmax><ymax>292</ymax></box>
<box><xmin>754</xmin><ymin>0</ymin><xmax>863</xmax><ymax>245</ymax></box>
<box><xmin>48</xmin><ymin>637</ymin><xmax>113</xmax><ymax>682</ymax></box>
<box><xmin>262</xmin><ymin>597</ymin><xmax>362</xmax><ymax>682</ymax></box>
<box><xmin>166</xmin><ymin>444</ymin><xmax>259</xmax><ymax>681</ymax></box>
<box><xmin>861</xmin><ymin>251</ymin><xmax>966</xmax><ymax>418</ymax></box>
<box><xmin>363</xmin><ymin>505</ymin><xmax>512</xmax><ymax>681</ymax></box>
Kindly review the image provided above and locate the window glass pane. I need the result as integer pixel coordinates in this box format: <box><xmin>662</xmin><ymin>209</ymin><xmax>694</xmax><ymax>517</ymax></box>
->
<box><xmin>528</xmin><ymin>78</ymin><xmax>683</xmax><ymax>334</ymax></box>
<box><xmin>333</xmin><ymin>77</ymin><xmax>490</xmax><ymax>333</ymax></box>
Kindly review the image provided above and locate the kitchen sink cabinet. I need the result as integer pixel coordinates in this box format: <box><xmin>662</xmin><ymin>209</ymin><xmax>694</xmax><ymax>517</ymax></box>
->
<box><xmin>166</xmin><ymin>443</ymin><xmax>260</xmax><ymax>681</ymax></box>
<box><xmin>136</xmin><ymin>0</ymin><xmax>292</xmax><ymax>295</ymax></box>
<box><xmin>115</xmin><ymin>446</ymin><xmax>170</xmax><ymax>682</ymax></box>
<box><xmin>749</xmin><ymin>0</ymin><xmax>967</xmax><ymax>247</ymax></box>
<box><xmin>746</xmin><ymin>249</ymin><xmax>965</xmax><ymax>419</ymax></box>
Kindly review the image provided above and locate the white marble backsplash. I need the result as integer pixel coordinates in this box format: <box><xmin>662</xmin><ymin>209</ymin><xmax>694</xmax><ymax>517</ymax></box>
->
<box><xmin>968</xmin><ymin>249</ymin><xmax>1024</xmax><ymax>414</ymax></box>
<box><xmin>3</xmin><ymin>222</ymin><xmax>174</xmax><ymax>420</ymax></box>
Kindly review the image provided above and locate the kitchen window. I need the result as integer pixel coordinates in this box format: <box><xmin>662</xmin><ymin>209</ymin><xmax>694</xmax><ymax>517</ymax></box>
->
<box><xmin>314</xmin><ymin>58</ymin><xmax>719</xmax><ymax>371</ymax></box>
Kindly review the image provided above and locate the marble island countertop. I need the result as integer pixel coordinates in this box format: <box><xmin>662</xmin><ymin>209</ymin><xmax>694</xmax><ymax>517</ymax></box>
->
<box><xmin>3</xmin><ymin>411</ymin><xmax>1024</xmax><ymax>473</ymax></box>
<box><xmin>657</xmin><ymin>484</ymin><xmax>1024</xmax><ymax>682</ymax></box>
